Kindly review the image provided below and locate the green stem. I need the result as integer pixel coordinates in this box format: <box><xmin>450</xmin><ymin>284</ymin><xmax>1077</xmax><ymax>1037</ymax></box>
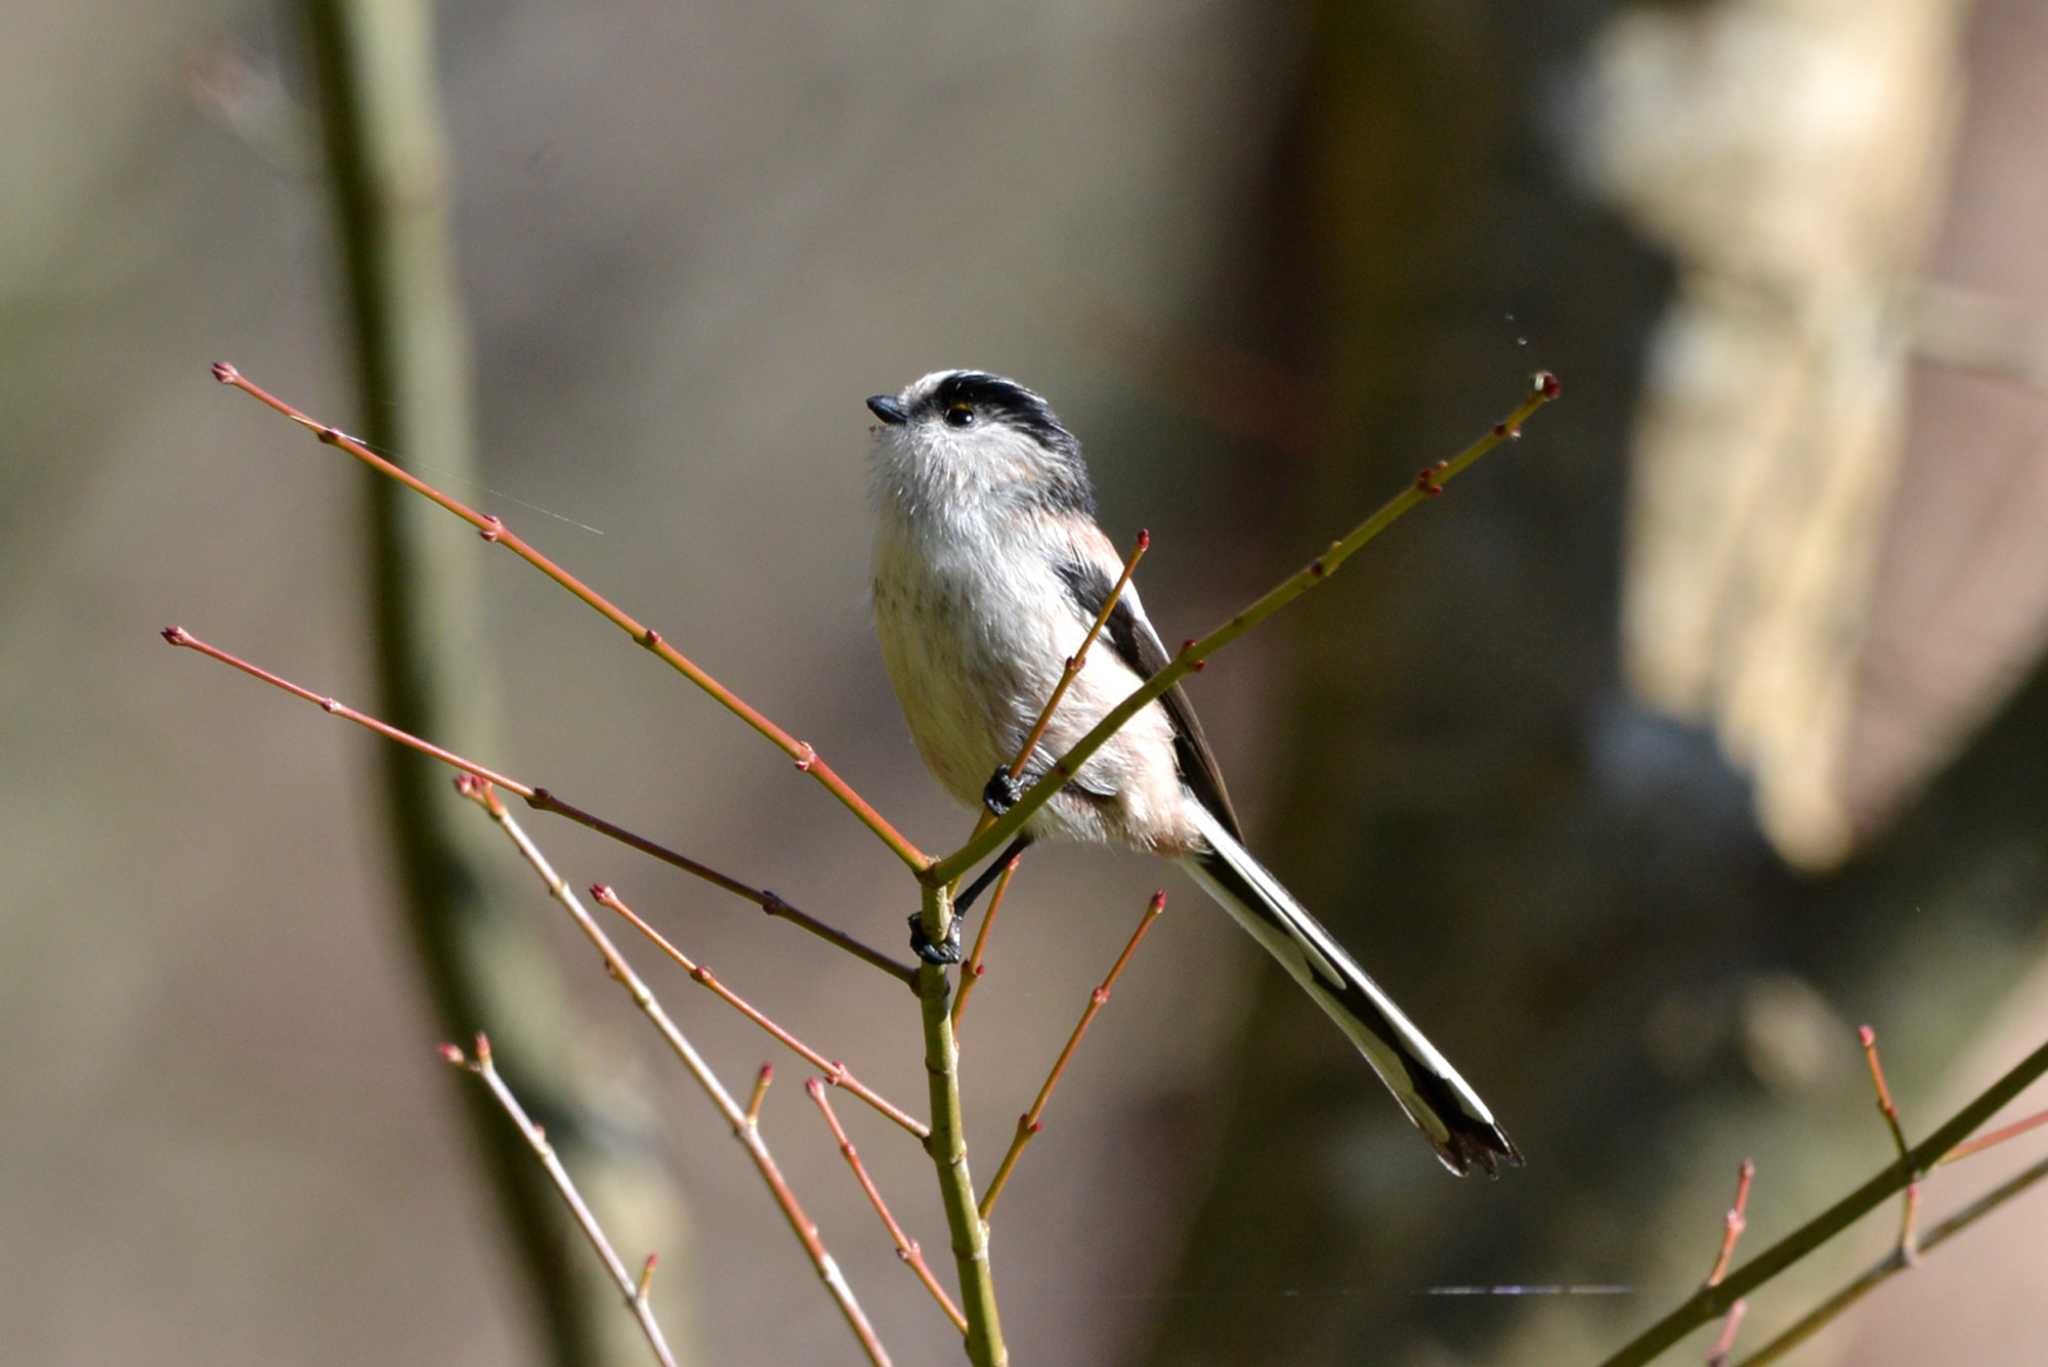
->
<box><xmin>917</xmin><ymin>884</ymin><xmax>1006</xmax><ymax>1365</ymax></box>
<box><xmin>1598</xmin><ymin>1034</ymin><xmax>2048</xmax><ymax>1366</ymax></box>
<box><xmin>924</xmin><ymin>377</ymin><xmax>1557</xmax><ymax>887</ymax></box>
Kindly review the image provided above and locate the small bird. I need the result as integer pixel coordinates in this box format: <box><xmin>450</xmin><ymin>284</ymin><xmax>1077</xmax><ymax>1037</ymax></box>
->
<box><xmin>865</xmin><ymin>370</ymin><xmax>1519</xmax><ymax>1175</ymax></box>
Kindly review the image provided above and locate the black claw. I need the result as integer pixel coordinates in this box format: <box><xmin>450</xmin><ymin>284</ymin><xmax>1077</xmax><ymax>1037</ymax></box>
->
<box><xmin>907</xmin><ymin>911</ymin><xmax>962</xmax><ymax>965</ymax></box>
<box><xmin>982</xmin><ymin>768</ymin><xmax>1024</xmax><ymax>817</ymax></box>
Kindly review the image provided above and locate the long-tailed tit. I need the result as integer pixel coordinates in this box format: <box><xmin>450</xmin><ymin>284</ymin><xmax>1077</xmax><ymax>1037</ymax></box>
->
<box><xmin>865</xmin><ymin>370</ymin><xmax>1519</xmax><ymax>1176</ymax></box>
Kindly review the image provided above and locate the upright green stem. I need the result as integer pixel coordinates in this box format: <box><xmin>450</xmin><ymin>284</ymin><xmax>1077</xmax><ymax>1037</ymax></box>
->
<box><xmin>918</xmin><ymin>884</ymin><xmax>1006</xmax><ymax>1365</ymax></box>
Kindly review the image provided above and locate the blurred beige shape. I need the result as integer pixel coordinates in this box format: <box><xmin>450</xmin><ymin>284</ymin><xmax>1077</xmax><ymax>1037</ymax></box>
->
<box><xmin>1581</xmin><ymin>0</ymin><xmax>1968</xmax><ymax>869</ymax></box>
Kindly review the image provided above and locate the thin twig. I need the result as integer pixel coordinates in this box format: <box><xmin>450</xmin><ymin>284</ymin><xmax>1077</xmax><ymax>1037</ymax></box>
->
<box><xmin>1705</xmin><ymin>1300</ymin><xmax>1747</xmax><ymax>1367</ymax></box>
<box><xmin>1006</xmin><ymin>527</ymin><xmax>1149</xmax><ymax>789</ymax></box>
<box><xmin>456</xmin><ymin>777</ymin><xmax>892</xmax><ymax>1366</ymax></box>
<box><xmin>746</xmin><ymin>1064</ymin><xmax>774</xmax><ymax>1127</ymax></box>
<box><xmin>928</xmin><ymin>372</ymin><xmax>1562</xmax><ymax>886</ymax></box>
<box><xmin>441</xmin><ymin>1036</ymin><xmax>679</xmax><ymax>1367</ymax></box>
<box><xmin>980</xmin><ymin>891</ymin><xmax>1167</xmax><ymax>1223</ymax></box>
<box><xmin>807</xmin><ymin>1079</ymin><xmax>969</xmax><ymax>1334</ymax></box>
<box><xmin>1860</xmin><ymin>1025</ymin><xmax>1920</xmax><ymax>1259</ymax></box>
<box><xmin>950</xmin><ymin>855</ymin><xmax>1020</xmax><ymax>1032</ymax></box>
<box><xmin>594</xmin><ymin>884</ymin><xmax>928</xmax><ymax>1139</ymax></box>
<box><xmin>1705</xmin><ymin>1160</ymin><xmax>1756</xmax><ymax>1288</ymax></box>
<box><xmin>1737</xmin><ymin>1152</ymin><xmax>2048</xmax><ymax>1366</ymax></box>
<box><xmin>159</xmin><ymin>625</ymin><xmax>917</xmax><ymax>987</ymax></box>
<box><xmin>915</xmin><ymin>881</ymin><xmax>1006</xmax><ymax>1366</ymax></box>
<box><xmin>1938</xmin><ymin>1104</ymin><xmax>2048</xmax><ymax>1165</ymax></box>
<box><xmin>1596</xmin><ymin>1033</ymin><xmax>2048</xmax><ymax>1367</ymax></box>
<box><xmin>210</xmin><ymin>361</ymin><xmax>930</xmax><ymax>872</ymax></box>
<box><xmin>950</xmin><ymin>530</ymin><xmax>1151</xmax><ymax>894</ymax></box>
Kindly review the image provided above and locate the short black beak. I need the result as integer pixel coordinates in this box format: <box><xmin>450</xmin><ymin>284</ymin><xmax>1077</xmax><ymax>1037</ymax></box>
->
<box><xmin>866</xmin><ymin>394</ymin><xmax>908</xmax><ymax>425</ymax></box>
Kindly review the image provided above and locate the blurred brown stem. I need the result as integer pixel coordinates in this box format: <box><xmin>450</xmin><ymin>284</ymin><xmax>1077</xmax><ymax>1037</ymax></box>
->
<box><xmin>1737</xmin><ymin>1152</ymin><xmax>2048</xmax><ymax>1366</ymax></box>
<box><xmin>299</xmin><ymin>3</ymin><xmax>688</xmax><ymax>1360</ymax></box>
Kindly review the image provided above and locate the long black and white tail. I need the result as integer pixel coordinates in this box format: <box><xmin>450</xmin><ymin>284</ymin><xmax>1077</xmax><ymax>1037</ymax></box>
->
<box><xmin>1181</xmin><ymin>803</ymin><xmax>1520</xmax><ymax>1176</ymax></box>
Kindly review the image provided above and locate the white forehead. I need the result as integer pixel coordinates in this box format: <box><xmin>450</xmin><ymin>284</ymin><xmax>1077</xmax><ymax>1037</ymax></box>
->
<box><xmin>902</xmin><ymin>369</ymin><xmax>966</xmax><ymax>401</ymax></box>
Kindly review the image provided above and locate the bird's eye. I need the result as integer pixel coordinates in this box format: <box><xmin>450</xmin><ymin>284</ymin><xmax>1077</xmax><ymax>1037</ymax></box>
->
<box><xmin>944</xmin><ymin>403</ymin><xmax>975</xmax><ymax>428</ymax></box>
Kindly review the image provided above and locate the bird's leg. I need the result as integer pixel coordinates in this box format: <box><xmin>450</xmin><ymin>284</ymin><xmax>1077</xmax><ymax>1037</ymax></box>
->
<box><xmin>907</xmin><ymin>831</ymin><xmax>1035</xmax><ymax>965</ymax></box>
<box><xmin>957</xmin><ymin>832</ymin><xmax>1033</xmax><ymax>916</ymax></box>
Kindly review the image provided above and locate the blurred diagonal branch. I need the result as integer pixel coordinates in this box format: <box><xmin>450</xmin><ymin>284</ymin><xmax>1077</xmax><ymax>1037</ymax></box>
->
<box><xmin>300</xmin><ymin>3</ymin><xmax>690</xmax><ymax>1361</ymax></box>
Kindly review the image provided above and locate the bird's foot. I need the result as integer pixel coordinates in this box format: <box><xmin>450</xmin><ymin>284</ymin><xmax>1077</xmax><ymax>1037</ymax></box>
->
<box><xmin>982</xmin><ymin>768</ymin><xmax>1024</xmax><ymax>818</ymax></box>
<box><xmin>907</xmin><ymin>910</ymin><xmax>963</xmax><ymax>965</ymax></box>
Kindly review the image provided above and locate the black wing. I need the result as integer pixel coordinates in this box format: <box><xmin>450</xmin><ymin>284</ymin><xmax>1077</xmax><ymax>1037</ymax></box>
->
<box><xmin>1054</xmin><ymin>559</ymin><xmax>1243</xmax><ymax>842</ymax></box>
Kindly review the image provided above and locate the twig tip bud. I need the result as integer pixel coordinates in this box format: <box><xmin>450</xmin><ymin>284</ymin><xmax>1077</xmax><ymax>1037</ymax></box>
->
<box><xmin>804</xmin><ymin>1076</ymin><xmax>823</xmax><ymax>1098</ymax></box>
<box><xmin>1534</xmin><ymin>370</ymin><xmax>1562</xmax><ymax>399</ymax></box>
<box><xmin>473</xmin><ymin>1031</ymin><xmax>493</xmax><ymax>1065</ymax></box>
<box><xmin>1858</xmin><ymin>1024</ymin><xmax>1876</xmax><ymax>1048</ymax></box>
<box><xmin>1149</xmin><ymin>890</ymin><xmax>1168</xmax><ymax>913</ymax></box>
<box><xmin>437</xmin><ymin>1042</ymin><xmax>466</xmax><ymax>1066</ymax></box>
<box><xmin>161</xmin><ymin>625</ymin><xmax>190</xmax><ymax>645</ymax></box>
<box><xmin>1136</xmin><ymin>528</ymin><xmax>1152</xmax><ymax>550</ymax></box>
<box><xmin>590</xmin><ymin>883</ymin><xmax>614</xmax><ymax>903</ymax></box>
<box><xmin>211</xmin><ymin>361</ymin><xmax>240</xmax><ymax>384</ymax></box>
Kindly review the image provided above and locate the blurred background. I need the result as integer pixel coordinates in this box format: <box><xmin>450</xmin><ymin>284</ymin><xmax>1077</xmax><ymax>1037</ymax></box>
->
<box><xmin>6</xmin><ymin>0</ymin><xmax>2048</xmax><ymax>1363</ymax></box>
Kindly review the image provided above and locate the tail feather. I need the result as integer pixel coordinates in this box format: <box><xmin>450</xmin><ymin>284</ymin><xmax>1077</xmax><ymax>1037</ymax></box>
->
<box><xmin>1181</xmin><ymin>804</ymin><xmax>1520</xmax><ymax>1176</ymax></box>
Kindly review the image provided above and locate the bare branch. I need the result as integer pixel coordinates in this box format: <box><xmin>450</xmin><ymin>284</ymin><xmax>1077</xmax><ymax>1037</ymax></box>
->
<box><xmin>950</xmin><ymin>854</ymin><xmax>1020</xmax><ymax>1032</ymax></box>
<box><xmin>928</xmin><ymin>372</ymin><xmax>1562</xmax><ymax>886</ymax></box>
<box><xmin>594</xmin><ymin>884</ymin><xmax>928</xmax><ymax>1139</ymax></box>
<box><xmin>441</xmin><ymin>1036</ymin><xmax>679</xmax><ymax>1367</ymax></box>
<box><xmin>1597</xmin><ymin>1033</ymin><xmax>2048</xmax><ymax>1367</ymax></box>
<box><xmin>210</xmin><ymin>361</ymin><xmax>929</xmax><ymax>871</ymax></box>
<box><xmin>914</xmin><ymin>881</ymin><xmax>1006</xmax><ymax>1366</ymax></box>
<box><xmin>1705</xmin><ymin>1160</ymin><xmax>1756</xmax><ymax>1289</ymax></box>
<box><xmin>1736</xmin><ymin>1152</ymin><xmax>2048</xmax><ymax>1366</ymax></box>
<box><xmin>159</xmin><ymin>625</ymin><xmax>916</xmax><ymax>986</ymax></box>
<box><xmin>979</xmin><ymin>891</ymin><xmax>1167</xmax><ymax>1223</ymax></box>
<box><xmin>808</xmin><ymin>1078</ymin><xmax>968</xmax><ymax>1334</ymax></box>
<box><xmin>1859</xmin><ymin>1025</ymin><xmax>1921</xmax><ymax>1259</ymax></box>
<box><xmin>455</xmin><ymin>777</ymin><xmax>893</xmax><ymax>1366</ymax></box>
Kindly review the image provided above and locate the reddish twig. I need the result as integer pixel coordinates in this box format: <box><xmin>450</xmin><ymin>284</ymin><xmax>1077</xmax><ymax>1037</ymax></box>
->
<box><xmin>929</xmin><ymin>372</ymin><xmax>1563</xmax><ymax>886</ymax></box>
<box><xmin>746</xmin><ymin>1064</ymin><xmax>775</xmax><ymax>1127</ymax></box>
<box><xmin>949</xmin><ymin>854</ymin><xmax>1020</xmax><ymax>1032</ymax></box>
<box><xmin>1705</xmin><ymin>1300</ymin><xmax>1747</xmax><ymax>1367</ymax></box>
<box><xmin>210</xmin><ymin>361</ymin><xmax>929</xmax><ymax>872</ymax></box>
<box><xmin>979</xmin><ymin>890</ymin><xmax>1167</xmax><ymax>1222</ymax></box>
<box><xmin>949</xmin><ymin>527</ymin><xmax>1147</xmax><ymax>901</ymax></box>
<box><xmin>441</xmin><ymin>1035</ymin><xmax>679</xmax><ymax>1367</ymax></box>
<box><xmin>807</xmin><ymin>1078</ymin><xmax>968</xmax><ymax>1335</ymax></box>
<box><xmin>1940</xmin><ymin>1104</ymin><xmax>2048</xmax><ymax>1165</ymax></box>
<box><xmin>159</xmin><ymin>625</ymin><xmax>917</xmax><ymax>988</ymax></box>
<box><xmin>1599</xmin><ymin>1034</ymin><xmax>2048</xmax><ymax>1367</ymax></box>
<box><xmin>1706</xmin><ymin>1159</ymin><xmax>1756</xmax><ymax>1288</ymax></box>
<box><xmin>1736</xmin><ymin>1152</ymin><xmax>2048</xmax><ymax>1366</ymax></box>
<box><xmin>455</xmin><ymin>778</ymin><xmax>892</xmax><ymax>1365</ymax></box>
<box><xmin>593</xmin><ymin>884</ymin><xmax>928</xmax><ymax>1140</ymax></box>
<box><xmin>1860</xmin><ymin>1026</ymin><xmax>1921</xmax><ymax>1260</ymax></box>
